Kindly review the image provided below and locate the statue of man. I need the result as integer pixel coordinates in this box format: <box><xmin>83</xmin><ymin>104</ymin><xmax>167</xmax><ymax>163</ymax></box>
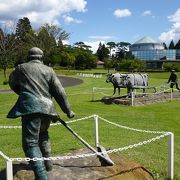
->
<box><xmin>7</xmin><ymin>47</ymin><xmax>75</xmax><ymax>180</ymax></box>
<box><xmin>167</xmin><ymin>69</ymin><xmax>180</xmax><ymax>92</ymax></box>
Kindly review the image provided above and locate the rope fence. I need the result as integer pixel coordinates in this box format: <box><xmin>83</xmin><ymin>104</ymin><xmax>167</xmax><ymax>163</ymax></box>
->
<box><xmin>0</xmin><ymin>114</ymin><xmax>174</xmax><ymax>180</ymax></box>
<box><xmin>131</xmin><ymin>87</ymin><xmax>179</xmax><ymax>106</ymax></box>
<box><xmin>92</xmin><ymin>84</ymin><xmax>179</xmax><ymax>107</ymax></box>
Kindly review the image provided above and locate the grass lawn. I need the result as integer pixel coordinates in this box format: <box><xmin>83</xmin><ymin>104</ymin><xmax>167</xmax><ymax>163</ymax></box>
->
<box><xmin>0</xmin><ymin>69</ymin><xmax>180</xmax><ymax>179</ymax></box>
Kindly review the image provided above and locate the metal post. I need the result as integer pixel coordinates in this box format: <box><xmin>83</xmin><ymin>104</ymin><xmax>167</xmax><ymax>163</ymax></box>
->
<box><xmin>170</xmin><ymin>88</ymin><xmax>173</xmax><ymax>101</ymax></box>
<box><xmin>0</xmin><ymin>151</ymin><xmax>13</xmax><ymax>180</ymax></box>
<box><xmin>131</xmin><ymin>91</ymin><xmax>134</xmax><ymax>106</ymax></box>
<box><xmin>168</xmin><ymin>132</ymin><xmax>174</xmax><ymax>180</ymax></box>
<box><xmin>6</xmin><ymin>161</ymin><xmax>13</xmax><ymax>180</ymax></box>
<box><xmin>92</xmin><ymin>87</ymin><xmax>95</xmax><ymax>101</ymax></box>
<box><xmin>94</xmin><ymin>114</ymin><xmax>99</xmax><ymax>147</ymax></box>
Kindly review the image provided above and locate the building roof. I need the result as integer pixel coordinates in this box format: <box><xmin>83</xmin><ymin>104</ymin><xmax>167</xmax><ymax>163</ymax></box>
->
<box><xmin>97</xmin><ymin>60</ymin><xmax>105</xmax><ymax>65</ymax></box>
<box><xmin>133</xmin><ymin>36</ymin><xmax>158</xmax><ymax>44</ymax></box>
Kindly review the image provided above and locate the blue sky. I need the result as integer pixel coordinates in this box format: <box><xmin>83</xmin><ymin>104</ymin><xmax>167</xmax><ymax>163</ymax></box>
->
<box><xmin>0</xmin><ymin>0</ymin><xmax>180</xmax><ymax>52</ymax></box>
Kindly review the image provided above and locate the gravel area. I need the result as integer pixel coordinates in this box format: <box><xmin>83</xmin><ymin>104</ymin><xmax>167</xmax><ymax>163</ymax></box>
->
<box><xmin>0</xmin><ymin>76</ymin><xmax>83</xmax><ymax>93</ymax></box>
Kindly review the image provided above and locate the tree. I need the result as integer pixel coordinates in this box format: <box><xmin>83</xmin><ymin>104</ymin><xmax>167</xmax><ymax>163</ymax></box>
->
<box><xmin>74</xmin><ymin>48</ymin><xmax>96</xmax><ymax>69</ymax></box>
<box><xmin>96</xmin><ymin>42</ymin><xmax>109</xmax><ymax>61</ymax></box>
<box><xmin>0</xmin><ymin>21</ymin><xmax>20</xmax><ymax>78</ymax></box>
<box><xmin>74</xmin><ymin>42</ymin><xmax>92</xmax><ymax>51</ymax></box>
<box><xmin>106</xmin><ymin>42</ymin><xmax>116</xmax><ymax>57</ymax></box>
<box><xmin>32</xmin><ymin>23</ymin><xmax>70</xmax><ymax>65</ymax></box>
<box><xmin>115</xmin><ymin>42</ymin><xmax>131</xmax><ymax>60</ymax></box>
<box><xmin>169</xmin><ymin>40</ymin><xmax>175</xmax><ymax>49</ymax></box>
<box><xmin>16</xmin><ymin>17</ymin><xmax>32</xmax><ymax>42</ymax></box>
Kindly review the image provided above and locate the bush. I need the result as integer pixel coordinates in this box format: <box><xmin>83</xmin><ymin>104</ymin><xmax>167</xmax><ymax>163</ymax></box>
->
<box><xmin>163</xmin><ymin>63</ymin><xmax>180</xmax><ymax>72</ymax></box>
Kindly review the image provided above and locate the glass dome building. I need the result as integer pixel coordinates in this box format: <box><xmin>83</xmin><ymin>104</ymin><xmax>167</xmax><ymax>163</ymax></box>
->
<box><xmin>130</xmin><ymin>36</ymin><xmax>164</xmax><ymax>51</ymax></box>
<box><xmin>129</xmin><ymin>36</ymin><xmax>180</xmax><ymax>69</ymax></box>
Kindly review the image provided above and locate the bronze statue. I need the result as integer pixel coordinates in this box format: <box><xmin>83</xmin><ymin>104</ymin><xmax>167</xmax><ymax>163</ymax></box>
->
<box><xmin>167</xmin><ymin>70</ymin><xmax>180</xmax><ymax>92</ymax></box>
<box><xmin>7</xmin><ymin>47</ymin><xmax>75</xmax><ymax>180</ymax></box>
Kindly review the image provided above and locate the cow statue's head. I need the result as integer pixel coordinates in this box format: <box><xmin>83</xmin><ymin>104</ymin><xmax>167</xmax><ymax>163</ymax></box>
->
<box><xmin>106</xmin><ymin>73</ymin><xmax>113</xmax><ymax>83</ymax></box>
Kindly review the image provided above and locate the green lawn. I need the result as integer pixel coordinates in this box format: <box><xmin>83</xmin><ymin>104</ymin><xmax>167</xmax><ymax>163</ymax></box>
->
<box><xmin>0</xmin><ymin>69</ymin><xmax>179</xmax><ymax>179</ymax></box>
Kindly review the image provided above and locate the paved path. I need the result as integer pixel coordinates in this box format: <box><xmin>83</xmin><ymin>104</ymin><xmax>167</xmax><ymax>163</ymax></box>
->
<box><xmin>0</xmin><ymin>76</ymin><xmax>83</xmax><ymax>94</ymax></box>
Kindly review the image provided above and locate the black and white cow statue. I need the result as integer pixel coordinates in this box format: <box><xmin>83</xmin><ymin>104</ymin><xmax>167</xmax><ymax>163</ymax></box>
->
<box><xmin>106</xmin><ymin>73</ymin><xmax>126</xmax><ymax>96</ymax></box>
<box><xmin>106</xmin><ymin>73</ymin><xmax>148</xmax><ymax>96</ymax></box>
<box><xmin>122</xmin><ymin>73</ymin><xmax>148</xmax><ymax>95</ymax></box>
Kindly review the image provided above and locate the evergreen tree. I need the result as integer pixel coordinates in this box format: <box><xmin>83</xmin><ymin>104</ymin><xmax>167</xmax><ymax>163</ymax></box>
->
<box><xmin>15</xmin><ymin>17</ymin><xmax>32</xmax><ymax>41</ymax></box>
<box><xmin>106</xmin><ymin>42</ymin><xmax>116</xmax><ymax>57</ymax></box>
<box><xmin>96</xmin><ymin>42</ymin><xmax>109</xmax><ymax>61</ymax></box>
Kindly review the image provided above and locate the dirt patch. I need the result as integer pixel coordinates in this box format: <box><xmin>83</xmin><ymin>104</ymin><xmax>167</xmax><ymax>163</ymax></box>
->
<box><xmin>58</xmin><ymin>76</ymin><xmax>83</xmax><ymax>87</ymax></box>
<box><xmin>101</xmin><ymin>92</ymin><xmax>180</xmax><ymax>106</ymax></box>
<box><xmin>0</xmin><ymin>148</ymin><xmax>153</xmax><ymax>180</ymax></box>
<box><xmin>0</xmin><ymin>76</ymin><xmax>83</xmax><ymax>94</ymax></box>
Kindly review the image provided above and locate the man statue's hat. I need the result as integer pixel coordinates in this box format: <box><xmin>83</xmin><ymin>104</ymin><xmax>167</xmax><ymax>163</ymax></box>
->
<box><xmin>29</xmin><ymin>47</ymin><xmax>43</xmax><ymax>59</ymax></box>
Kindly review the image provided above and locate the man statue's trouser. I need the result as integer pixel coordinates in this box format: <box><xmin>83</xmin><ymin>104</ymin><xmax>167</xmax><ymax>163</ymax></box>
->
<box><xmin>22</xmin><ymin>113</ymin><xmax>52</xmax><ymax>180</ymax></box>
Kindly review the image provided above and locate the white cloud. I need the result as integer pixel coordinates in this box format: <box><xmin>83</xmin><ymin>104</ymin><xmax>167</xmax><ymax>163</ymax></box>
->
<box><xmin>63</xmin><ymin>15</ymin><xmax>82</xmax><ymax>25</ymax></box>
<box><xmin>62</xmin><ymin>40</ymin><xmax>70</xmax><ymax>45</ymax></box>
<box><xmin>0</xmin><ymin>0</ymin><xmax>87</xmax><ymax>27</ymax></box>
<box><xmin>84</xmin><ymin>41</ymin><xmax>105</xmax><ymax>53</ymax></box>
<box><xmin>159</xmin><ymin>8</ymin><xmax>180</xmax><ymax>43</ymax></box>
<box><xmin>88</xmin><ymin>35</ymin><xmax>116</xmax><ymax>40</ymax></box>
<box><xmin>142</xmin><ymin>10</ymin><xmax>152</xmax><ymax>16</ymax></box>
<box><xmin>114</xmin><ymin>9</ymin><xmax>131</xmax><ymax>18</ymax></box>
<box><xmin>168</xmin><ymin>8</ymin><xmax>180</xmax><ymax>22</ymax></box>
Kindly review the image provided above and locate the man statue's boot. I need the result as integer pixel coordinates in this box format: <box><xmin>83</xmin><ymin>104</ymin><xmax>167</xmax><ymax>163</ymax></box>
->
<box><xmin>40</xmin><ymin>140</ymin><xmax>53</xmax><ymax>171</ymax></box>
<box><xmin>26</xmin><ymin>147</ymin><xmax>49</xmax><ymax>180</ymax></box>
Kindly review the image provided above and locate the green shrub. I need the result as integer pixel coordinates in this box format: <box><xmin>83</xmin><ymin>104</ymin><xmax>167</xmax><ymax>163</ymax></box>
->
<box><xmin>163</xmin><ymin>63</ymin><xmax>180</xmax><ymax>72</ymax></box>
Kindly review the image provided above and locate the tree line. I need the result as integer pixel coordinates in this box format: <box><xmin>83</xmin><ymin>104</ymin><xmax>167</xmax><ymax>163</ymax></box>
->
<box><xmin>0</xmin><ymin>17</ymin><xmax>143</xmax><ymax>78</ymax></box>
<box><xmin>0</xmin><ymin>17</ymin><xmax>98</xmax><ymax>78</ymax></box>
<box><xmin>1</xmin><ymin>17</ymin><xmax>180</xmax><ymax>79</ymax></box>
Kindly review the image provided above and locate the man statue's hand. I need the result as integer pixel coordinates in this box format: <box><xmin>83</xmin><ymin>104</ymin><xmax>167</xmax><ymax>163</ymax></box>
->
<box><xmin>67</xmin><ymin>111</ymin><xmax>75</xmax><ymax>118</ymax></box>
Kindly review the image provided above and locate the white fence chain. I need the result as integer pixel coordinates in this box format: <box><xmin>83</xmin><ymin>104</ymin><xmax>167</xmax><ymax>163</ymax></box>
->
<box><xmin>0</xmin><ymin>114</ymin><xmax>171</xmax><ymax>162</ymax></box>
<box><xmin>0</xmin><ymin>115</ymin><xmax>94</xmax><ymax>129</ymax></box>
<box><xmin>98</xmin><ymin>116</ymin><xmax>168</xmax><ymax>134</ymax></box>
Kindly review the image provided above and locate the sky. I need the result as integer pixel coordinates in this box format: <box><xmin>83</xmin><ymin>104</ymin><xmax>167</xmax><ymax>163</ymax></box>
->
<box><xmin>0</xmin><ymin>0</ymin><xmax>180</xmax><ymax>53</ymax></box>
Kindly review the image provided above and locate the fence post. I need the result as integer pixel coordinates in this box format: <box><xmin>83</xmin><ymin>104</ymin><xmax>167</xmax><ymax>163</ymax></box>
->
<box><xmin>0</xmin><ymin>151</ymin><xmax>13</xmax><ymax>180</ymax></box>
<box><xmin>94</xmin><ymin>114</ymin><xmax>99</xmax><ymax>147</ymax></box>
<box><xmin>6</xmin><ymin>160</ymin><xmax>13</xmax><ymax>180</ymax></box>
<box><xmin>168</xmin><ymin>132</ymin><xmax>174</xmax><ymax>180</ymax></box>
<box><xmin>92</xmin><ymin>87</ymin><xmax>95</xmax><ymax>101</ymax></box>
<box><xmin>170</xmin><ymin>88</ymin><xmax>173</xmax><ymax>101</ymax></box>
<box><xmin>131</xmin><ymin>91</ymin><xmax>134</xmax><ymax>106</ymax></box>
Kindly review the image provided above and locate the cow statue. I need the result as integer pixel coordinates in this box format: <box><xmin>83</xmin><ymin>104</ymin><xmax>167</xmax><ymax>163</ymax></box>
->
<box><xmin>122</xmin><ymin>73</ymin><xmax>148</xmax><ymax>96</ymax></box>
<box><xmin>106</xmin><ymin>73</ymin><xmax>126</xmax><ymax>96</ymax></box>
<box><xmin>106</xmin><ymin>73</ymin><xmax>149</xmax><ymax>96</ymax></box>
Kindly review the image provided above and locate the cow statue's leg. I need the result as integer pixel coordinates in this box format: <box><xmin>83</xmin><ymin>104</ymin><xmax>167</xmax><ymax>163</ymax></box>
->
<box><xmin>126</xmin><ymin>87</ymin><xmax>131</xmax><ymax>97</ymax></box>
<box><xmin>143</xmin><ymin>88</ymin><xmax>146</xmax><ymax>94</ymax></box>
<box><xmin>118</xmin><ymin>87</ymin><xmax>120</xmax><ymax>96</ymax></box>
<box><xmin>113</xmin><ymin>86</ymin><xmax>116</xmax><ymax>96</ymax></box>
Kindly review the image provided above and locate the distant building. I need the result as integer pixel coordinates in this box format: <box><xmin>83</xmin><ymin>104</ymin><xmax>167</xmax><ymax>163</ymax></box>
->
<box><xmin>96</xmin><ymin>60</ymin><xmax>105</xmax><ymax>68</ymax></box>
<box><xmin>129</xmin><ymin>36</ymin><xmax>180</xmax><ymax>69</ymax></box>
